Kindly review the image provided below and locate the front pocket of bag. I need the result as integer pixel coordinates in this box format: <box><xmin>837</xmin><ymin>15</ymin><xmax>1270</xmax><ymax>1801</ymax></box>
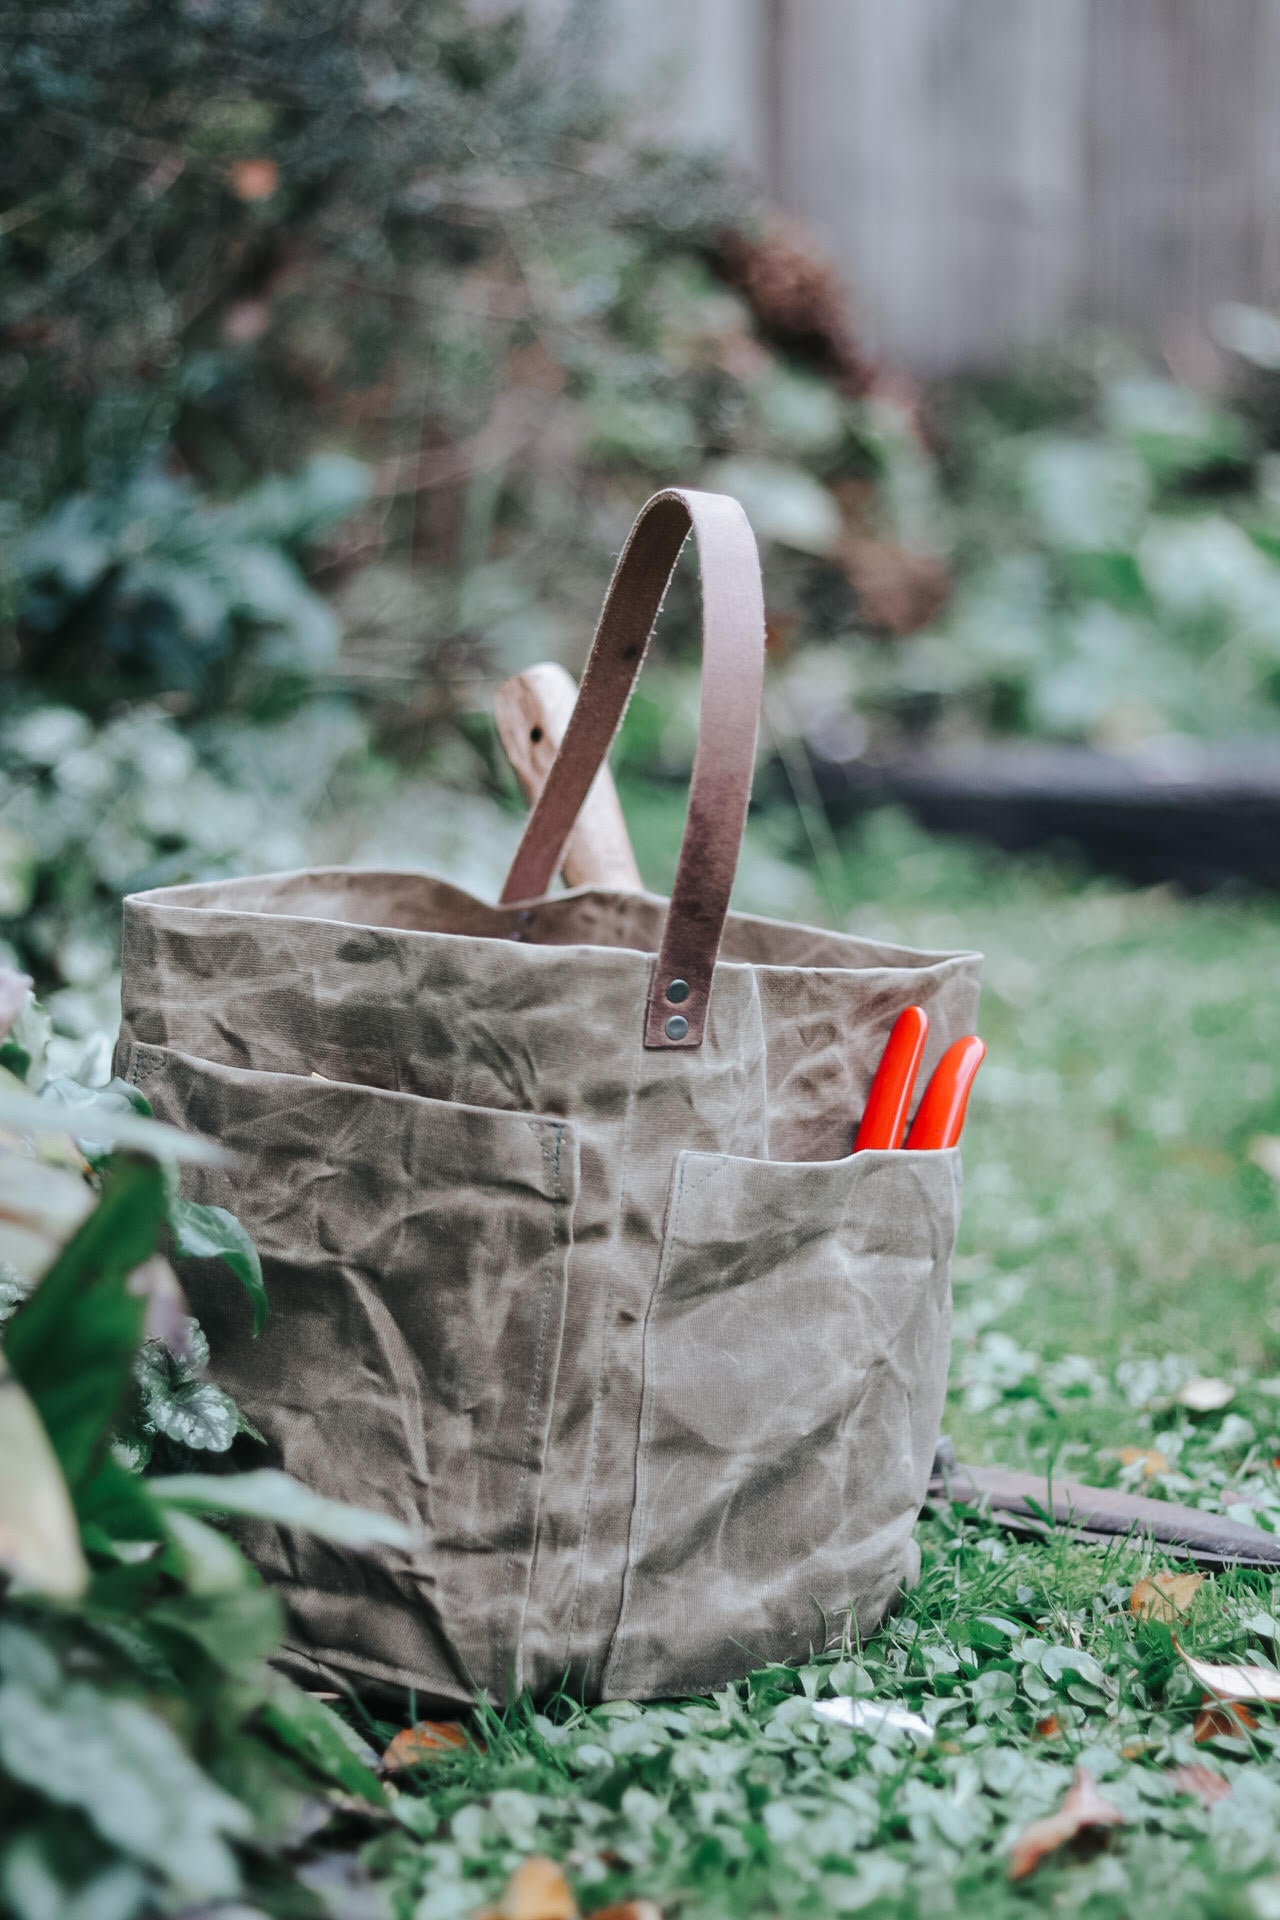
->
<box><xmin>602</xmin><ymin>1147</ymin><xmax>961</xmax><ymax>1700</ymax></box>
<box><xmin>127</xmin><ymin>1040</ymin><xmax>577</xmax><ymax>1704</ymax></box>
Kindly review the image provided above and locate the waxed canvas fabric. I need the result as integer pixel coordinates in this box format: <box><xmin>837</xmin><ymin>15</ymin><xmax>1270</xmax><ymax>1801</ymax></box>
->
<box><xmin>113</xmin><ymin>490</ymin><xmax>983</xmax><ymax>1707</ymax></box>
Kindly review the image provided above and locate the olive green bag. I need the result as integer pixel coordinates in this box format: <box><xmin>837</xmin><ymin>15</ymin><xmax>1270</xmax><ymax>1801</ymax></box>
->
<box><xmin>115</xmin><ymin>489</ymin><xmax>982</xmax><ymax>1708</ymax></box>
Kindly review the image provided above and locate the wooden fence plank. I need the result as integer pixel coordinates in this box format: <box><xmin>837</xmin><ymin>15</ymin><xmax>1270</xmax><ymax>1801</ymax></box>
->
<box><xmin>488</xmin><ymin>0</ymin><xmax>1280</xmax><ymax>372</ymax></box>
<box><xmin>776</xmin><ymin>0</ymin><xmax>1089</xmax><ymax>371</ymax></box>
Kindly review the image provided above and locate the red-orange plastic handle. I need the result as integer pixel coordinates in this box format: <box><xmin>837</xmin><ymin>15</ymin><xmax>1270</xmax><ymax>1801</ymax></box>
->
<box><xmin>905</xmin><ymin>1036</ymin><xmax>986</xmax><ymax>1151</ymax></box>
<box><xmin>854</xmin><ymin>1006</ymin><xmax>929</xmax><ymax>1152</ymax></box>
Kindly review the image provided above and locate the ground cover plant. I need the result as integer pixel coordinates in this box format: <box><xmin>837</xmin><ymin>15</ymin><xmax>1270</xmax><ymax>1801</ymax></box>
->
<box><xmin>7</xmin><ymin>791</ymin><xmax>1280</xmax><ymax>1920</ymax></box>
<box><xmin>338</xmin><ymin>810</ymin><xmax>1280</xmax><ymax>1920</ymax></box>
<box><xmin>8</xmin><ymin>4</ymin><xmax>1280</xmax><ymax>1912</ymax></box>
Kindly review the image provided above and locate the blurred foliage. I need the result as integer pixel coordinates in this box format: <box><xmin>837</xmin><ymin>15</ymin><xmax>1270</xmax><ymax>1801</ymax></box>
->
<box><xmin>12</xmin><ymin>456</ymin><xmax>369</xmax><ymax>707</ymax></box>
<box><xmin>0</xmin><ymin>694</ymin><xmax>388</xmax><ymax>1009</ymax></box>
<box><xmin>0</xmin><ymin>0</ymin><xmax>940</xmax><ymax>1009</ymax></box>
<box><xmin>0</xmin><ymin>977</ymin><xmax>409</xmax><ymax>1919</ymax></box>
<box><xmin>10</xmin><ymin>0</ymin><xmax>1280</xmax><ymax>1017</ymax></box>
<box><xmin>821</xmin><ymin>338</ymin><xmax>1280</xmax><ymax>758</ymax></box>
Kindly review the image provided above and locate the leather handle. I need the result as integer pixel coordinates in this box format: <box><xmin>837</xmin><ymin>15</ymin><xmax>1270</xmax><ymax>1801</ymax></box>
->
<box><xmin>499</xmin><ymin>488</ymin><xmax>765</xmax><ymax>1049</ymax></box>
<box><xmin>494</xmin><ymin>663</ymin><xmax>644</xmax><ymax>892</ymax></box>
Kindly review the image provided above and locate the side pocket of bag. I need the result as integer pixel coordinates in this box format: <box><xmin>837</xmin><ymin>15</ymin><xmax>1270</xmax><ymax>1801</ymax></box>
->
<box><xmin>602</xmin><ymin>1146</ymin><xmax>961</xmax><ymax>1700</ymax></box>
<box><xmin>126</xmin><ymin>1039</ymin><xmax>577</xmax><ymax>1706</ymax></box>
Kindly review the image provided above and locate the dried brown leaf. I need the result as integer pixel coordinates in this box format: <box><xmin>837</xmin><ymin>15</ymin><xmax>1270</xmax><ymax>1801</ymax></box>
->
<box><xmin>1194</xmin><ymin>1698</ymin><xmax>1259</xmax><ymax>1741</ymax></box>
<box><xmin>1177</xmin><ymin>1641</ymin><xmax>1280</xmax><ymax>1703</ymax></box>
<box><xmin>490</xmin><ymin>1858</ymin><xmax>577</xmax><ymax>1920</ymax></box>
<box><xmin>586</xmin><ymin>1905</ymin><xmax>662</xmax><ymax>1920</ymax></box>
<box><xmin>1034</xmin><ymin>1714</ymin><xmax>1061</xmax><ymax>1739</ymax></box>
<box><xmin>1130</xmin><ymin>1571</ymin><xmax>1205</xmax><ymax>1622</ymax></box>
<box><xmin>1169</xmin><ymin>1764</ymin><xmax>1231</xmax><ymax>1806</ymax></box>
<box><xmin>1007</xmin><ymin>1768</ymin><xmax>1124</xmax><ymax>1881</ymax></box>
<box><xmin>1118</xmin><ymin>1446</ymin><xmax>1170</xmax><ymax>1479</ymax></box>
<box><xmin>382</xmin><ymin>1719</ymin><xmax>473</xmax><ymax>1772</ymax></box>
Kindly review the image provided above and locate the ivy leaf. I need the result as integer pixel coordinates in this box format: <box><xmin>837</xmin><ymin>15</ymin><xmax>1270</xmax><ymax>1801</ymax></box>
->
<box><xmin>1007</xmin><ymin>1768</ymin><xmax>1123</xmax><ymax>1880</ymax></box>
<box><xmin>169</xmin><ymin>1198</ymin><xmax>266</xmax><ymax>1334</ymax></box>
<box><xmin>135</xmin><ymin>1341</ymin><xmax>241</xmax><ymax>1453</ymax></box>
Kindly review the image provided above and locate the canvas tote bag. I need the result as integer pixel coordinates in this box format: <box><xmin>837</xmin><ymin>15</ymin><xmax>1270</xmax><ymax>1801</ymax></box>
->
<box><xmin>115</xmin><ymin>488</ymin><xmax>982</xmax><ymax>1708</ymax></box>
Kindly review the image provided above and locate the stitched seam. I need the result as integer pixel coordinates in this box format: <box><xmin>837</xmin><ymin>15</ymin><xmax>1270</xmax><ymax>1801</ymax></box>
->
<box><xmin>503</xmin><ymin>1120</ymin><xmax>565</xmax><ymax>1696</ymax></box>
<box><xmin>128</xmin><ymin>1044</ymin><xmax>162</xmax><ymax>1087</ymax></box>
<box><xmin>561</xmin><ymin>1010</ymin><xmax>646</xmax><ymax>1673</ymax></box>
<box><xmin>601</xmin><ymin>1152</ymin><xmax>688</xmax><ymax>1697</ymax></box>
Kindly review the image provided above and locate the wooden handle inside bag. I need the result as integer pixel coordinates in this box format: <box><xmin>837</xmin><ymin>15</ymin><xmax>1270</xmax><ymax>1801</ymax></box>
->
<box><xmin>494</xmin><ymin>661</ymin><xmax>643</xmax><ymax>894</ymax></box>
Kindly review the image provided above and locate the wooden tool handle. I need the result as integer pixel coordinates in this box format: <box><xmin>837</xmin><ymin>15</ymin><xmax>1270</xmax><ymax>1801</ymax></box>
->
<box><xmin>494</xmin><ymin>661</ymin><xmax>643</xmax><ymax>893</ymax></box>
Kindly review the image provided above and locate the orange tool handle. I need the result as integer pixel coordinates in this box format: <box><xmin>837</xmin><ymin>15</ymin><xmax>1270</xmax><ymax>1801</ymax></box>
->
<box><xmin>854</xmin><ymin>1006</ymin><xmax>929</xmax><ymax>1152</ymax></box>
<box><xmin>905</xmin><ymin>1036</ymin><xmax>986</xmax><ymax>1151</ymax></box>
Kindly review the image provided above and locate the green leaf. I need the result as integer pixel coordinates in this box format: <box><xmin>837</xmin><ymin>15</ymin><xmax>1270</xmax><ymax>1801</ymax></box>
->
<box><xmin>0</xmin><ymin>1356</ymin><xmax>87</xmax><ymax>1598</ymax></box>
<box><xmin>0</xmin><ymin>1835</ymin><xmax>150</xmax><ymax>1920</ymax></box>
<box><xmin>0</xmin><ymin>1624</ymin><xmax>250</xmax><ymax>1901</ymax></box>
<box><xmin>135</xmin><ymin>1342</ymin><xmax>240</xmax><ymax>1452</ymax></box>
<box><xmin>161</xmin><ymin>1506</ymin><xmax>253</xmax><ymax>1595</ymax></box>
<box><xmin>0</xmin><ymin>1088</ymin><xmax>224</xmax><ymax>1164</ymax></box>
<box><xmin>4</xmin><ymin>1159</ymin><xmax>164</xmax><ymax>1487</ymax></box>
<box><xmin>169</xmin><ymin>1198</ymin><xmax>267</xmax><ymax>1334</ymax></box>
<box><xmin>149</xmin><ymin>1468</ymin><xmax>418</xmax><ymax>1549</ymax></box>
<box><xmin>76</xmin><ymin>1452</ymin><xmax>166</xmax><ymax>1552</ymax></box>
<box><xmin>702</xmin><ymin>457</ymin><xmax>842</xmax><ymax>557</ymax></box>
<box><xmin>146</xmin><ymin>1582</ymin><xmax>283</xmax><ymax>1673</ymax></box>
<box><xmin>261</xmin><ymin>1680</ymin><xmax>388</xmax><ymax>1806</ymax></box>
<box><xmin>134</xmin><ymin>1329</ymin><xmax>244</xmax><ymax>1453</ymax></box>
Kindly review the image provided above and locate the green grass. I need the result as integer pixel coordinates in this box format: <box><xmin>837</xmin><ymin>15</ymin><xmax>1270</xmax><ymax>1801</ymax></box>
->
<box><xmin>370</xmin><ymin>802</ymin><xmax>1280</xmax><ymax>1919</ymax></box>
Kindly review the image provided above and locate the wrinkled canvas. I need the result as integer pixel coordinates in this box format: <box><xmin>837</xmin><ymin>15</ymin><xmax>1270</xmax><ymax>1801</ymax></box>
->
<box><xmin>116</xmin><ymin>866</ymin><xmax>981</xmax><ymax>1706</ymax></box>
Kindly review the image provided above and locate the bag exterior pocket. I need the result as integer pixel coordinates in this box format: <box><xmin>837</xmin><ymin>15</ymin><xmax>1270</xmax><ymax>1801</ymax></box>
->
<box><xmin>602</xmin><ymin>1146</ymin><xmax>961</xmax><ymax>1699</ymax></box>
<box><xmin>127</xmin><ymin>1041</ymin><xmax>578</xmax><ymax>1706</ymax></box>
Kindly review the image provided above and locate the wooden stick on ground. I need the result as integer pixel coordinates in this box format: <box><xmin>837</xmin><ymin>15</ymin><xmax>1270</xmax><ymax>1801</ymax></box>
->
<box><xmin>493</xmin><ymin>661</ymin><xmax>643</xmax><ymax>893</ymax></box>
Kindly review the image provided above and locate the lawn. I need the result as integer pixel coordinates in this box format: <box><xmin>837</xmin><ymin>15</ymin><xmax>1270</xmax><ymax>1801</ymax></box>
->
<box><xmin>363</xmin><ymin>803</ymin><xmax>1280</xmax><ymax>1920</ymax></box>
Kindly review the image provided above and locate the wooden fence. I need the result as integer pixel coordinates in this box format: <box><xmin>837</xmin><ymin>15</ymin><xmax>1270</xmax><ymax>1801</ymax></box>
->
<box><xmin>487</xmin><ymin>0</ymin><xmax>1280</xmax><ymax>373</ymax></box>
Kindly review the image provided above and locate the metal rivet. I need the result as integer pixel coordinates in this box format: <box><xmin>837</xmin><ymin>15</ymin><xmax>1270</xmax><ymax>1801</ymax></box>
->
<box><xmin>665</xmin><ymin>1014</ymin><xmax>689</xmax><ymax>1041</ymax></box>
<box><xmin>665</xmin><ymin>978</ymin><xmax>691</xmax><ymax>1004</ymax></box>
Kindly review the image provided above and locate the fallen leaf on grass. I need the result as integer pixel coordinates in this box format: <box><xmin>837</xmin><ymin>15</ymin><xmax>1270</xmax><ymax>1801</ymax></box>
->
<box><xmin>812</xmin><ymin>1697</ymin><xmax>931</xmax><ymax>1739</ymax></box>
<box><xmin>1194</xmin><ymin>1698</ymin><xmax>1259</xmax><ymax>1742</ymax></box>
<box><xmin>1176</xmin><ymin>1641</ymin><xmax>1280</xmax><ymax>1703</ymax></box>
<box><xmin>0</xmin><ymin>1149</ymin><xmax>94</xmax><ymax>1277</ymax></box>
<box><xmin>1034</xmin><ymin>1714</ymin><xmax>1061</xmax><ymax>1739</ymax></box>
<box><xmin>1118</xmin><ymin>1445</ymin><xmax>1169</xmax><ymax>1478</ymax></box>
<box><xmin>586</xmin><ymin>1906</ymin><xmax>662</xmax><ymax>1920</ymax></box>
<box><xmin>1130</xmin><ymin>1571</ymin><xmax>1205</xmax><ymax>1622</ymax></box>
<box><xmin>1178</xmin><ymin>1377</ymin><xmax>1234</xmax><ymax>1413</ymax></box>
<box><xmin>382</xmin><ymin>1719</ymin><xmax>474</xmax><ymax>1771</ymax></box>
<box><xmin>480</xmin><ymin>1858</ymin><xmax>577</xmax><ymax>1920</ymax></box>
<box><xmin>1170</xmin><ymin>1764</ymin><xmax>1231</xmax><ymax>1806</ymax></box>
<box><xmin>1007</xmin><ymin>1768</ymin><xmax>1124</xmax><ymax>1881</ymax></box>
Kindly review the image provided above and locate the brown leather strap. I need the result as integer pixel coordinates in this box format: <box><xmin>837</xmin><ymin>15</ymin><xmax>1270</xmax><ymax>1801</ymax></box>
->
<box><xmin>499</xmin><ymin>488</ymin><xmax>765</xmax><ymax>1049</ymax></box>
